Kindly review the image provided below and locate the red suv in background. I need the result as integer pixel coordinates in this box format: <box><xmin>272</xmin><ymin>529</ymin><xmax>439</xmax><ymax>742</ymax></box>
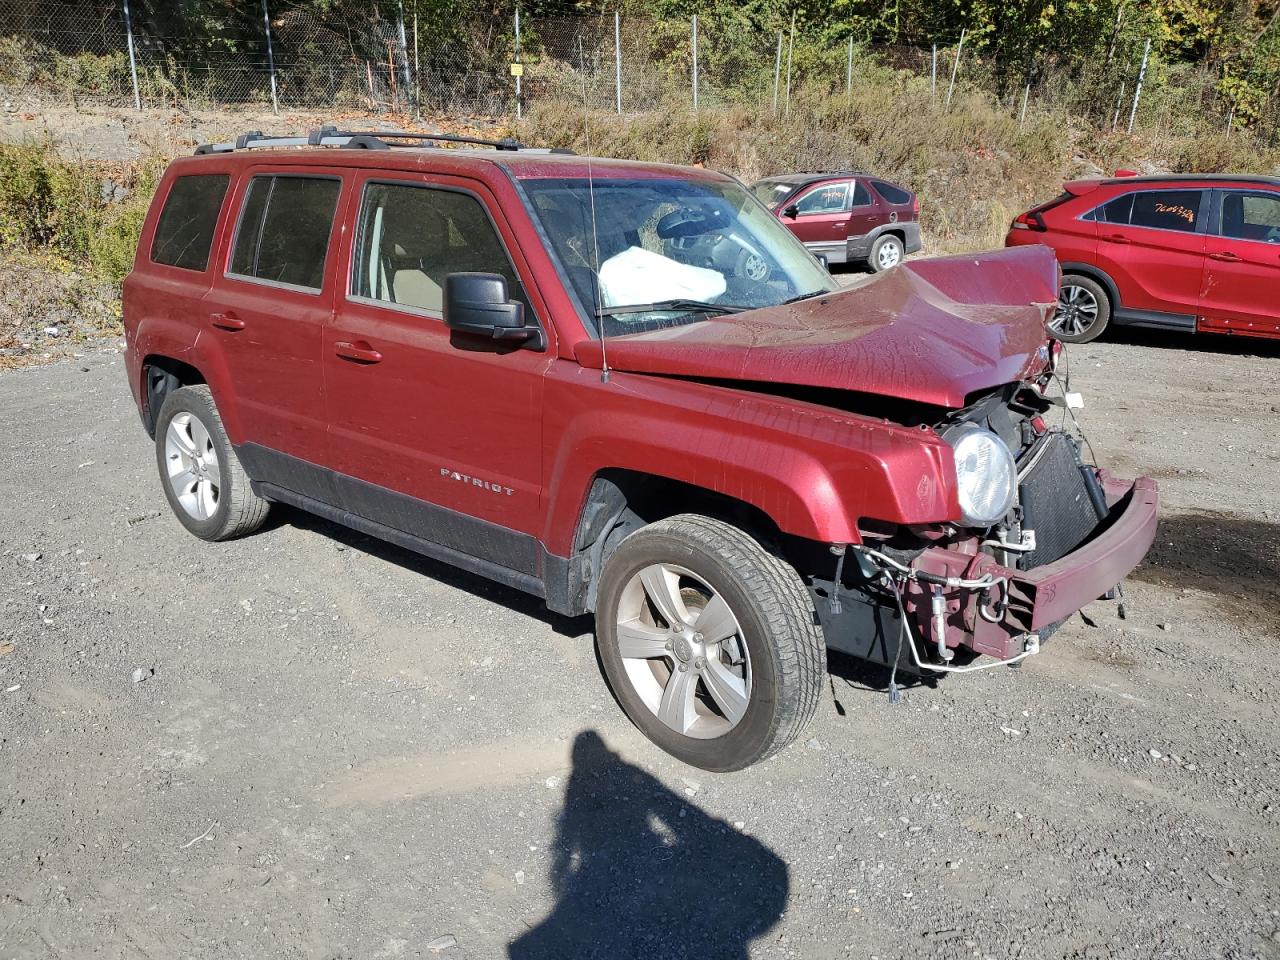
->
<box><xmin>751</xmin><ymin>172</ymin><xmax>921</xmax><ymax>272</ymax></box>
<box><xmin>1006</xmin><ymin>173</ymin><xmax>1280</xmax><ymax>343</ymax></box>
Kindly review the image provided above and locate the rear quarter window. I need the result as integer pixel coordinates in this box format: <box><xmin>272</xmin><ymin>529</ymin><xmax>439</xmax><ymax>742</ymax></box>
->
<box><xmin>870</xmin><ymin>180</ymin><xmax>911</xmax><ymax>205</ymax></box>
<box><xmin>150</xmin><ymin>174</ymin><xmax>230</xmax><ymax>271</ymax></box>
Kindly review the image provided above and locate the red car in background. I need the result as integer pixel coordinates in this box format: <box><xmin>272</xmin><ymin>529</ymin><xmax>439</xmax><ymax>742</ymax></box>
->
<box><xmin>751</xmin><ymin>172</ymin><xmax>921</xmax><ymax>272</ymax></box>
<box><xmin>1006</xmin><ymin>173</ymin><xmax>1280</xmax><ymax>343</ymax></box>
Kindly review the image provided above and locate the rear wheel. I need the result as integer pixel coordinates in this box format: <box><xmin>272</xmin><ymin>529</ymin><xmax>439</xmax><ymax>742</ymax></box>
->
<box><xmin>1052</xmin><ymin>275</ymin><xmax>1111</xmax><ymax>343</ymax></box>
<box><xmin>869</xmin><ymin>233</ymin><xmax>904</xmax><ymax>272</ymax></box>
<box><xmin>154</xmin><ymin>385</ymin><xmax>269</xmax><ymax>541</ymax></box>
<box><xmin>595</xmin><ymin>514</ymin><xmax>825</xmax><ymax>771</ymax></box>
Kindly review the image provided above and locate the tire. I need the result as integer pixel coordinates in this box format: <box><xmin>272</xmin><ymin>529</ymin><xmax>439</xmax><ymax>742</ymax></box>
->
<box><xmin>1052</xmin><ymin>274</ymin><xmax>1111</xmax><ymax>343</ymax></box>
<box><xmin>154</xmin><ymin>385</ymin><xmax>269</xmax><ymax>541</ymax></box>
<box><xmin>735</xmin><ymin>248</ymin><xmax>771</xmax><ymax>282</ymax></box>
<box><xmin>869</xmin><ymin>233</ymin><xmax>904</xmax><ymax>272</ymax></box>
<box><xmin>595</xmin><ymin>514</ymin><xmax>826</xmax><ymax>772</ymax></box>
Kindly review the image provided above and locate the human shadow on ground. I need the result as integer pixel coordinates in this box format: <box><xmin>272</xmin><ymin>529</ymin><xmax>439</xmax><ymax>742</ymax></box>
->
<box><xmin>508</xmin><ymin>731</ymin><xmax>788</xmax><ymax>960</ymax></box>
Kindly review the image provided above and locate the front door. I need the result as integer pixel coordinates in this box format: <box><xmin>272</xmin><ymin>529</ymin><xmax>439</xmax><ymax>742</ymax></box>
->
<box><xmin>783</xmin><ymin>180</ymin><xmax>851</xmax><ymax>263</ymax></box>
<box><xmin>323</xmin><ymin>172</ymin><xmax>554</xmax><ymax>576</ymax></box>
<box><xmin>1199</xmin><ymin>189</ymin><xmax>1280</xmax><ymax>338</ymax></box>
<box><xmin>203</xmin><ymin>168</ymin><xmax>346</xmax><ymax>501</ymax></box>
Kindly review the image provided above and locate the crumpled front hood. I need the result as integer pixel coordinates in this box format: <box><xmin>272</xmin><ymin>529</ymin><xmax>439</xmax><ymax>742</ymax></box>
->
<box><xmin>574</xmin><ymin>244</ymin><xmax>1059</xmax><ymax>409</ymax></box>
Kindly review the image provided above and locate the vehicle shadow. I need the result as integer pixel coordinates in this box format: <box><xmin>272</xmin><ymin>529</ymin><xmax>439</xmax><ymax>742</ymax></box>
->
<box><xmin>264</xmin><ymin>505</ymin><xmax>594</xmax><ymax>640</ymax></box>
<box><xmin>1102</xmin><ymin>325</ymin><xmax>1280</xmax><ymax>358</ymax></box>
<box><xmin>508</xmin><ymin>730</ymin><xmax>789</xmax><ymax>960</ymax></box>
<box><xmin>1128</xmin><ymin>509</ymin><xmax>1280</xmax><ymax>634</ymax></box>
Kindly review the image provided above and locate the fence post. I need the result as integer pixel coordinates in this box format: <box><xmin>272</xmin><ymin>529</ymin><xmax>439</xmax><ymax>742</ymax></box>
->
<box><xmin>1111</xmin><ymin>81</ymin><xmax>1125</xmax><ymax>129</ymax></box>
<box><xmin>692</xmin><ymin>15</ymin><xmax>698</xmax><ymax>110</ymax></box>
<box><xmin>1126</xmin><ymin>38</ymin><xmax>1150</xmax><ymax>134</ymax></box>
<box><xmin>514</xmin><ymin>7</ymin><xmax>522</xmax><ymax>120</ymax></box>
<box><xmin>784</xmin><ymin>11</ymin><xmax>795</xmax><ymax>116</ymax></box>
<box><xmin>261</xmin><ymin>0</ymin><xmax>279</xmax><ymax>115</ymax></box>
<box><xmin>614</xmin><ymin>11</ymin><xmax>622</xmax><ymax>114</ymax></box>
<box><xmin>413</xmin><ymin>0</ymin><xmax>420</xmax><ymax>119</ymax></box>
<box><xmin>931</xmin><ymin>43</ymin><xmax>937</xmax><ymax>100</ymax></box>
<box><xmin>945</xmin><ymin>28</ymin><xmax>965</xmax><ymax>110</ymax></box>
<box><xmin>1019</xmin><ymin>82</ymin><xmax>1029</xmax><ymax>127</ymax></box>
<box><xmin>396</xmin><ymin>0</ymin><xmax>412</xmax><ymax>113</ymax></box>
<box><xmin>846</xmin><ymin>36</ymin><xmax>853</xmax><ymax>93</ymax></box>
<box><xmin>1226</xmin><ymin>104</ymin><xmax>1235</xmax><ymax>137</ymax></box>
<box><xmin>122</xmin><ymin>0</ymin><xmax>141</xmax><ymax>111</ymax></box>
<box><xmin>772</xmin><ymin>31</ymin><xmax>782</xmax><ymax>113</ymax></box>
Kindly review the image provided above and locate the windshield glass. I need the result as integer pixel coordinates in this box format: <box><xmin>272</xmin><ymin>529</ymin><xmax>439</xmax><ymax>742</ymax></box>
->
<box><xmin>749</xmin><ymin>178</ymin><xmax>797</xmax><ymax>209</ymax></box>
<box><xmin>521</xmin><ymin>175</ymin><xmax>838</xmax><ymax>337</ymax></box>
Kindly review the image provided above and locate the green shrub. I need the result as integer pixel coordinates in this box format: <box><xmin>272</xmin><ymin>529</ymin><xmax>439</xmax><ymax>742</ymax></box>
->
<box><xmin>0</xmin><ymin>142</ymin><xmax>160</xmax><ymax>281</ymax></box>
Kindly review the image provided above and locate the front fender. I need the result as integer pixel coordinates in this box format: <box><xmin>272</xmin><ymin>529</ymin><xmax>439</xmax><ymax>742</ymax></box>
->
<box><xmin>539</xmin><ymin>365</ymin><xmax>959</xmax><ymax>557</ymax></box>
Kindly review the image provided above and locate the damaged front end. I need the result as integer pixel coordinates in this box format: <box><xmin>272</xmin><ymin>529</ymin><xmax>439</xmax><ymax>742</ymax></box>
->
<box><xmin>814</xmin><ymin>378</ymin><xmax>1159</xmax><ymax>678</ymax></box>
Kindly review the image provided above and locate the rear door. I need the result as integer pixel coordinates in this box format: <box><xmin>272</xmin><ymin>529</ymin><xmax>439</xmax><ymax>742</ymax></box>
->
<box><xmin>323</xmin><ymin>171</ymin><xmax>553</xmax><ymax>573</ymax></box>
<box><xmin>784</xmin><ymin>180</ymin><xmax>851</xmax><ymax>263</ymax></box>
<box><xmin>203</xmin><ymin>167</ymin><xmax>345</xmax><ymax>501</ymax></box>
<box><xmin>1199</xmin><ymin>188</ymin><xmax>1280</xmax><ymax>337</ymax></box>
<box><xmin>1090</xmin><ymin>188</ymin><xmax>1207</xmax><ymax>323</ymax></box>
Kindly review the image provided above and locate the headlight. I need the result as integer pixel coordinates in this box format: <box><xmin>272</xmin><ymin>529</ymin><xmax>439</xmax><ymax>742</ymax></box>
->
<box><xmin>945</xmin><ymin>424</ymin><xmax>1017</xmax><ymax>527</ymax></box>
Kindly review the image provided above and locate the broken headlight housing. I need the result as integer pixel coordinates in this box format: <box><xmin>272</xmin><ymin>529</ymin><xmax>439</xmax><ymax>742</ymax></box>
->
<box><xmin>945</xmin><ymin>423</ymin><xmax>1017</xmax><ymax>527</ymax></box>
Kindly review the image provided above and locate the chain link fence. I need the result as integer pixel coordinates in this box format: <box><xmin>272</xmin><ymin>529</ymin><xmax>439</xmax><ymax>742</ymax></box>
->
<box><xmin>0</xmin><ymin>0</ymin><xmax>1270</xmax><ymax>145</ymax></box>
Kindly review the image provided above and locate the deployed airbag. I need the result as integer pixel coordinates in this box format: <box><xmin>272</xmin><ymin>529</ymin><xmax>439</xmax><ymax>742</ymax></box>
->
<box><xmin>598</xmin><ymin>246</ymin><xmax>727</xmax><ymax>307</ymax></box>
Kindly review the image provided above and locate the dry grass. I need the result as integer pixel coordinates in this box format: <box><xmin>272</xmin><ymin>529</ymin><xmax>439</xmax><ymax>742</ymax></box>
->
<box><xmin>515</xmin><ymin>71</ymin><xmax>1280</xmax><ymax>255</ymax></box>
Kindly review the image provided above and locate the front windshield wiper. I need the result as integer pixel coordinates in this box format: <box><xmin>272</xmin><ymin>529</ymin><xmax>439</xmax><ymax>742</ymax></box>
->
<box><xmin>781</xmin><ymin>290</ymin><xmax>826</xmax><ymax>305</ymax></box>
<box><xmin>596</xmin><ymin>298</ymin><xmax>748</xmax><ymax>317</ymax></box>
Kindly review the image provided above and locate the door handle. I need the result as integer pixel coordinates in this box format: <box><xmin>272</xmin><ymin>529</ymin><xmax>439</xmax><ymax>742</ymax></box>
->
<box><xmin>1208</xmin><ymin>251</ymin><xmax>1241</xmax><ymax>262</ymax></box>
<box><xmin>834</xmin><ymin>222</ymin><xmax>847</xmax><ymax>229</ymax></box>
<box><xmin>334</xmin><ymin>340</ymin><xmax>383</xmax><ymax>364</ymax></box>
<box><xmin>210</xmin><ymin>311</ymin><xmax>245</xmax><ymax>331</ymax></box>
<box><xmin>1103</xmin><ymin>234</ymin><xmax>1131</xmax><ymax>244</ymax></box>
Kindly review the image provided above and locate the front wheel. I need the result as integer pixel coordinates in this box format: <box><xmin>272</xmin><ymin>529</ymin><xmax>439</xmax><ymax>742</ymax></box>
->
<box><xmin>595</xmin><ymin>514</ymin><xmax>826</xmax><ymax>771</ymax></box>
<box><xmin>1052</xmin><ymin>275</ymin><xmax>1111</xmax><ymax>343</ymax></box>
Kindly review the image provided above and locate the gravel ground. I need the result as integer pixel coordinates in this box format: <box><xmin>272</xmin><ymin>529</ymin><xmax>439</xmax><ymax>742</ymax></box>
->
<box><xmin>1</xmin><ymin>330</ymin><xmax>1279</xmax><ymax>960</ymax></box>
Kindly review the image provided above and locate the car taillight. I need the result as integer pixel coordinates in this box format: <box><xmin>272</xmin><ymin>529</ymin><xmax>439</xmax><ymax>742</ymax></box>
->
<box><xmin>911</xmin><ymin>195</ymin><xmax>920</xmax><ymax>215</ymax></box>
<box><xmin>1010</xmin><ymin>211</ymin><xmax>1045</xmax><ymax>231</ymax></box>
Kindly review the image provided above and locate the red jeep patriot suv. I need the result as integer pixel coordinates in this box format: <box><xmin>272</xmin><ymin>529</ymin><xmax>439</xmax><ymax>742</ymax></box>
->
<box><xmin>123</xmin><ymin>128</ymin><xmax>1159</xmax><ymax>771</ymax></box>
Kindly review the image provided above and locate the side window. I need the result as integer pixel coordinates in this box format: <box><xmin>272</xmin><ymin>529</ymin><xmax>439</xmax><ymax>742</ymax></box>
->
<box><xmin>850</xmin><ymin>180</ymin><xmax>871</xmax><ymax>206</ymax></box>
<box><xmin>1220</xmin><ymin>191</ymin><xmax>1280</xmax><ymax>243</ymax></box>
<box><xmin>351</xmin><ymin>182</ymin><xmax>525</xmax><ymax>316</ymax></box>
<box><xmin>870</xmin><ymin>180</ymin><xmax>911</xmax><ymax>205</ymax></box>
<box><xmin>794</xmin><ymin>181</ymin><xmax>849</xmax><ymax>215</ymax></box>
<box><xmin>1091</xmin><ymin>193</ymin><xmax>1134</xmax><ymax>224</ymax></box>
<box><xmin>1128</xmin><ymin>190</ymin><xmax>1202</xmax><ymax>233</ymax></box>
<box><xmin>150</xmin><ymin>174</ymin><xmax>229</xmax><ymax>271</ymax></box>
<box><xmin>229</xmin><ymin>175</ymin><xmax>341</xmax><ymax>290</ymax></box>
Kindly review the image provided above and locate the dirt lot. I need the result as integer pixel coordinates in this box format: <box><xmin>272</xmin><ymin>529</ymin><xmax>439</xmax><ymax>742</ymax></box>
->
<box><xmin>1</xmin><ymin>328</ymin><xmax>1279</xmax><ymax>960</ymax></box>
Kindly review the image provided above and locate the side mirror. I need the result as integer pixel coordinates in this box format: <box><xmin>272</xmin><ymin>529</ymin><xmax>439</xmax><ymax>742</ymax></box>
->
<box><xmin>782</xmin><ymin>204</ymin><xmax>799</xmax><ymax>220</ymax></box>
<box><xmin>444</xmin><ymin>273</ymin><xmax>542</xmax><ymax>348</ymax></box>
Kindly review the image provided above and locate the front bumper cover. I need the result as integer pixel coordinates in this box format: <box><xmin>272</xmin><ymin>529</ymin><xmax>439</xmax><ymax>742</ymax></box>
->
<box><xmin>905</xmin><ymin>473</ymin><xmax>1159</xmax><ymax>660</ymax></box>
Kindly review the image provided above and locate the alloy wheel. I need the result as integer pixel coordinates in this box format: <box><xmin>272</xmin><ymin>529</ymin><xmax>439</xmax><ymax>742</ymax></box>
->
<box><xmin>1052</xmin><ymin>284</ymin><xmax>1100</xmax><ymax>338</ymax></box>
<box><xmin>164</xmin><ymin>412</ymin><xmax>222</xmax><ymax>521</ymax></box>
<box><xmin>614</xmin><ymin>563</ymin><xmax>752</xmax><ymax>740</ymax></box>
<box><xmin>876</xmin><ymin>239</ymin><xmax>902</xmax><ymax>270</ymax></box>
<box><xmin>742</xmin><ymin>252</ymin><xmax>770</xmax><ymax>281</ymax></box>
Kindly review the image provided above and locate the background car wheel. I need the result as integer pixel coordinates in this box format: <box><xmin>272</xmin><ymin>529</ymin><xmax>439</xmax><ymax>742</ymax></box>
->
<box><xmin>869</xmin><ymin>234</ymin><xmax>904</xmax><ymax>272</ymax></box>
<box><xmin>1052</xmin><ymin>275</ymin><xmax>1111</xmax><ymax>343</ymax></box>
<box><xmin>735</xmin><ymin>249</ymin><xmax>771</xmax><ymax>282</ymax></box>
<box><xmin>154</xmin><ymin>385</ymin><xmax>269</xmax><ymax>541</ymax></box>
<box><xmin>595</xmin><ymin>514</ymin><xmax>825</xmax><ymax>772</ymax></box>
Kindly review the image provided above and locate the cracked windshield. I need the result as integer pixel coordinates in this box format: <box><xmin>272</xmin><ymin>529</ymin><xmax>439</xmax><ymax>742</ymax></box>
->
<box><xmin>522</xmin><ymin>176</ymin><xmax>838</xmax><ymax>337</ymax></box>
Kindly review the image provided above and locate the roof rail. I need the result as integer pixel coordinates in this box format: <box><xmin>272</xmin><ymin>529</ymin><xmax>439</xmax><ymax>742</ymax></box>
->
<box><xmin>194</xmin><ymin>126</ymin><xmax>574</xmax><ymax>156</ymax></box>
